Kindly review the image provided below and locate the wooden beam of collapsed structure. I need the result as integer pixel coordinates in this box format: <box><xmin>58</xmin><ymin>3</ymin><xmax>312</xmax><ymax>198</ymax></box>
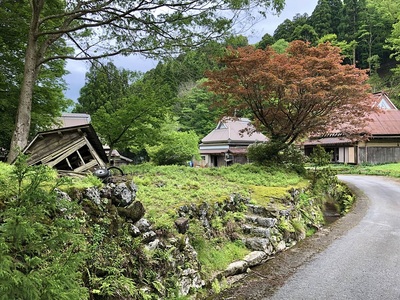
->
<box><xmin>84</xmin><ymin>136</ymin><xmax>106</xmax><ymax>167</ymax></box>
<box><xmin>46</xmin><ymin>139</ymin><xmax>87</xmax><ymax>167</ymax></box>
<box><xmin>39</xmin><ymin>138</ymin><xmax>86</xmax><ymax>165</ymax></box>
<box><xmin>74</xmin><ymin>159</ymin><xmax>98</xmax><ymax>172</ymax></box>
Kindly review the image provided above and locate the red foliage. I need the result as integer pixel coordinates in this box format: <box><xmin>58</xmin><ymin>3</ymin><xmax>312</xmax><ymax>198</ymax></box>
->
<box><xmin>205</xmin><ymin>41</ymin><xmax>376</xmax><ymax>146</ymax></box>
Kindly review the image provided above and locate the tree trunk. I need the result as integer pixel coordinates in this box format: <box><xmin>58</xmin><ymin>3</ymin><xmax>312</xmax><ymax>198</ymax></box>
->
<box><xmin>7</xmin><ymin>7</ymin><xmax>40</xmax><ymax>163</ymax></box>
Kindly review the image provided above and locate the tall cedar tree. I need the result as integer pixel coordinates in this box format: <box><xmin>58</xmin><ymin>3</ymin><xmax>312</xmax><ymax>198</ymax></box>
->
<box><xmin>338</xmin><ymin>0</ymin><xmax>368</xmax><ymax>66</ymax></box>
<box><xmin>205</xmin><ymin>41</ymin><xmax>375</xmax><ymax>152</ymax></box>
<box><xmin>309</xmin><ymin>0</ymin><xmax>343</xmax><ymax>37</ymax></box>
<box><xmin>6</xmin><ymin>0</ymin><xmax>285</xmax><ymax>163</ymax></box>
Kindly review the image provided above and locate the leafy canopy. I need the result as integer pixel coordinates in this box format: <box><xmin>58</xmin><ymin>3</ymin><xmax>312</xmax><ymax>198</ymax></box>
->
<box><xmin>6</xmin><ymin>0</ymin><xmax>285</xmax><ymax>163</ymax></box>
<box><xmin>205</xmin><ymin>41</ymin><xmax>374</xmax><ymax>150</ymax></box>
<box><xmin>0</xmin><ymin>0</ymin><xmax>72</xmax><ymax>150</ymax></box>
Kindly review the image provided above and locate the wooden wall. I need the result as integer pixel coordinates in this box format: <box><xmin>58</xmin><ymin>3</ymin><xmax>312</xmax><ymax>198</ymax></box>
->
<box><xmin>358</xmin><ymin>147</ymin><xmax>400</xmax><ymax>164</ymax></box>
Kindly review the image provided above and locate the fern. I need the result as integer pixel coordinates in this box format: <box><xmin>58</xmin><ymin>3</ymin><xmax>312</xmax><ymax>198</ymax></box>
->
<box><xmin>0</xmin><ymin>155</ymin><xmax>88</xmax><ymax>299</ymax></box>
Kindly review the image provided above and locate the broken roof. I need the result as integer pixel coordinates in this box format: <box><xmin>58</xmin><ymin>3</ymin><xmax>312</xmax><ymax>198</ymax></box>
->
<box><xmin>57</xmin><ymin>113</ymin><xmax>91</xmax><ymax>128</ymax></box>
<box><xmin>24</xmin><ymin>124</ymin><xmax>108</xmax><ymax>172</ymax></box>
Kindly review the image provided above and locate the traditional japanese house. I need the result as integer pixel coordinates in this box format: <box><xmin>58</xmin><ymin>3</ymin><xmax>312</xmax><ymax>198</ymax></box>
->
<box><xmin>198</xmin><ymin>117</ymin><xmax>268</xmax><ymax>167</ymax></box>
<box><xmin>303</xmin><ymin>92</ymin><xmax>400</xmax><ymax>164</ymax></box>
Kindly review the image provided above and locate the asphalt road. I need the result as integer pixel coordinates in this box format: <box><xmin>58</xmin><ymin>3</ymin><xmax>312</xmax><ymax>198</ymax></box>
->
<box><xmin>265</xmin><ymin>175</ymin><xmax>400</xmax><ymax>300</ymax></box>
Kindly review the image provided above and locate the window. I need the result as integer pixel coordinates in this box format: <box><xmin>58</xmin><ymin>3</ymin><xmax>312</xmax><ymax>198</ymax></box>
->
<box><xmin>217</xmin><ymin>122</ymin><xmax>227</xmax><ymax>129</ymax></box>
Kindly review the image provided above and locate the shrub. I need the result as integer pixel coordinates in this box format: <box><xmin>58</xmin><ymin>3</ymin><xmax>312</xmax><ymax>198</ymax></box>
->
<box><xmin>247</xmin><ymin>143</ymin><xmax>306</xmax><ymax>174</ymax></box>
<box><xmin>0</xmin><ymin>156</ymin><xmax>88</xmax><ymax>300</ymax></box>
<box><xmin>247</xmin><ymin>142</ymin><xmax>282</xmax><ymax>164</ymax></box>
<box><xmin>146</xmin><ymin>130</ymin><xmax>200</xmax><ymax>165</ymax></box>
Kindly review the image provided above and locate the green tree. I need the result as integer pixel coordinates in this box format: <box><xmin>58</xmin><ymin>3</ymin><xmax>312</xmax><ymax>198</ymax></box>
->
<box><xmin>90</xmin><ymin>76</ymin><xmax>171</xmax><ymax>161</ymax></box>
<box><xmin>6</xmin><ymin>0</ymin><xmax>285</xmax><ymax>163</ymax></box>
<box><xmin>274</xmin><ymin>13</ymin><xmax>309</xmax><ymax>42</ymax></box>
<box><xmin>174</xmin><ymin>79</ymin><xmax>223</xmax><ymax>138</ymax></box>
<box><xmin>74</xmin><ymin>62</ymin><xmax>135</xmax><ymax>115</ymax></box>
<box><xmin>369</xmin><ymin>0</ymin><xmax>400</xmax><ymax>101</ymax></box>
<box><xmin>309</xmin><ymin>0</ymin><xmax>343</xmax><ymax>37</ymax></box>
<box><xmin>0</xmin><ymin>156</ymin><xmax>88</xmax><ymax>299</ymax></box>
<box><xmin>338</xmin><ymin>0</ymin><xmax>368</xmax><ymax>66</ymax></box>
<box><xmin>257</xmin><ymin>33</ymin><xmax>275</xmax><ymax>49</ymax></box>
<box><xmin>291</xmin><ymin>24</ymin><xmax>318</xmax><ymax>44</ymax></box>
<box><xmin>143</xmin><ymin>35</ymin><xmax>246</xmax><ymax>102</ymax></box>
<box><xmin>146</xmin><ymin>119</ymin><xmax>200</xmax><ymax>165</ymax></box>
<box><xmin>318</xmin><ymin>34</ymin><xmax>358</xmax><ymax>62</ymax></box>
<box><xmin>382</xmin><ymin>1</ymin><xmax>400</xmax><ymax>65</ymax></box>
<box><xmin>143</xmin><ymin>43</ymin><xmax>220</xmax><ymax>100</ymax></box>
<box><xmin>273</xmin><ymin>19</ymin><xmax>296</xmax><ymax>41</ymax></box>
<box><xmin>370</xmin><ymin>0</ymin><xmax>400</xmax><ymax>23</ymax></box>
<box><xmin>142</xmin><ymin>38</ymin><xmax>242</xmax><ymax>136</ymax></box>
<box><xmin>358</xmin><ymin>3</ymin><xmax>392</xmax><ymax>73</ymax></box>
<box><xmin>271</xmin><ymin>39</ymin><xmax>289</xmax><ymax>53</ymax></box>
<box><xmin>309</xmin><ymin>0</ymin><xmax>332</xmax><ymax>37</ymax></box>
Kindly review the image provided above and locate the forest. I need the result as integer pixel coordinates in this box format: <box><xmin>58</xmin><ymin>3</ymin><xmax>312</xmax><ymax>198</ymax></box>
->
<box><xmin>1</xmin><ymin>0</ymin><xmax>400</xmax><ymax>163</ymax></box>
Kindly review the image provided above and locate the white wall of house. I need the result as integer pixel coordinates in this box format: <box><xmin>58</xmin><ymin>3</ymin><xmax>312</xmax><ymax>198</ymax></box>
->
<box><xmin>199</xmin><ymin>154</ymin><xmax>211</xmax><ymax>167</ymax></box>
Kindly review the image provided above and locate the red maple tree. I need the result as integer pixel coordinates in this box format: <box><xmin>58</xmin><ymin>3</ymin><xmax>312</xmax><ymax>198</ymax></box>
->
<box><xmin>205</xmin><ymin>40</ymin><xmax>375</xmax><ymax>150</ymax></box>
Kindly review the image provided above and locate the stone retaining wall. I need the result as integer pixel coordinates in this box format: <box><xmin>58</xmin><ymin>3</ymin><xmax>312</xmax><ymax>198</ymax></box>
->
<box><xmin>73</xmin><ymin>179</ymin><xmax>329</xmax><ymax>298</ymax></box>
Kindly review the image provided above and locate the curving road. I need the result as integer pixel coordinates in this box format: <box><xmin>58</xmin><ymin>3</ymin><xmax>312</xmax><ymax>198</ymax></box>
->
<box><xmin>265</xmin><ymin>175</ymin><xmax>400</xmax><ymax>300</ymax></box>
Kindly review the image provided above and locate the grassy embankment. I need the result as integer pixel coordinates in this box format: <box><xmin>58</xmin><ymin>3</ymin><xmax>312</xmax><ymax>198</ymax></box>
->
<box><xmin>121</xmin><ymin>163</ymin><xmax>307</xmax><ymax>229</ymax></box>
<box><xmin>330</xmin><ymin>163</ymin><xmax>400</xmax><ymax>177</ymax></box>
<box><xmin>0</xmin><ymin>162</ymin><xmax>307</xmax><ymax>277</ymax></box>
<box><xmin>121</xmin><ymin>163</ymin><xmax>308</xmax><ymax>274</ymax></box>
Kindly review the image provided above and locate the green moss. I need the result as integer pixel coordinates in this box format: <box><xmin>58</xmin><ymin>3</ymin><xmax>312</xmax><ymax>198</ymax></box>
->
<box><xmin>123</xmin><ymin>164</ymin><xmax>304</xmax><ymax>229</ymax></box>
<box><xmin>291</xmin><ymin>219</ymin><xmax>306</xmax><ymax>235</ymax></box>
<box><xmin>249</xmin><ymin>185</ymin><xmax>289</xmax><ymax>206</ymax></box>
<box><xmin>278</xmin><ymin>217</ymin><xmax>295</xmax><ymax>234</ymax></box>
<box><xmin>306</xmin><ymin>227</ymin><xmax>317</xmax><ymax>237</ymax></box>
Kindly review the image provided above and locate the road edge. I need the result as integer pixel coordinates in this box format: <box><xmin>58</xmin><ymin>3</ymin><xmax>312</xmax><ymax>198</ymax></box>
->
<box><xmin>208</xmin><ymin>175</ymin><xmax>370</xmax><ymax>300</ymax></box>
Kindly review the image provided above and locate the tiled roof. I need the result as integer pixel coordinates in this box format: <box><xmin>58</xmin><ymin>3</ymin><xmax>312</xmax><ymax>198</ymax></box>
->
<box><xmin>303</xmin><ymin>92</ymin><xmax>400</xmax><ymax>145</ymax></box>
<box><xmin>303</xmin><ymin>137</ymin><xmax>353</xmax><ymax>146</ymax></box>
<box><xmin>201</xmin><ymin>117</ymin><xmax>268</xmax><ymax>144</ymax></box>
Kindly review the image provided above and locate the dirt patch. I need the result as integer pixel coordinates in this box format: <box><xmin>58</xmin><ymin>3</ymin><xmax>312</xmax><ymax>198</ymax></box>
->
<box><xmin>204</xmin><ymin>182</ymin><xmax>369</xmax><ymax>300</ymax></box>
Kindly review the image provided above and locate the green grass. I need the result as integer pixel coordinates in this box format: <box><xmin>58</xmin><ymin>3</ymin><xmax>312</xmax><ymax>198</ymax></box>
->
<box><xmin>330</xmin><ymin>162</ymin><xmax>400</xmax><ymax>177</ymax></box>
<box><xmin>193</xmin><ymin>238</ymin><xmax>250</xmax><ymax>275</ymax></box>
<box><xmin>0</xmin><ymin>161</ymin><xmax>305</xmax><ymax>231</ymax></box>
<box><xmin>122</xmin><ymin>163</ymin><xmax>305</xmax><ymax>229</ymax></box>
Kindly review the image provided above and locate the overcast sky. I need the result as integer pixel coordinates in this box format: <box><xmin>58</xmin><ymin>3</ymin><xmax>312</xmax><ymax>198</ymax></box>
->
<box><xmin>63</xmin><ymin>0</ymin><xmax>318</xmax><ymax>102</ymax></box>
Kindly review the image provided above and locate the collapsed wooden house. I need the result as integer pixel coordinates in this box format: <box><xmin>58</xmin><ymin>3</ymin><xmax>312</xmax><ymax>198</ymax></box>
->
<box><xmin>23</xmin><ymin>124</ymin><xmax>108</xmax><ymax>172</ymax></box>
